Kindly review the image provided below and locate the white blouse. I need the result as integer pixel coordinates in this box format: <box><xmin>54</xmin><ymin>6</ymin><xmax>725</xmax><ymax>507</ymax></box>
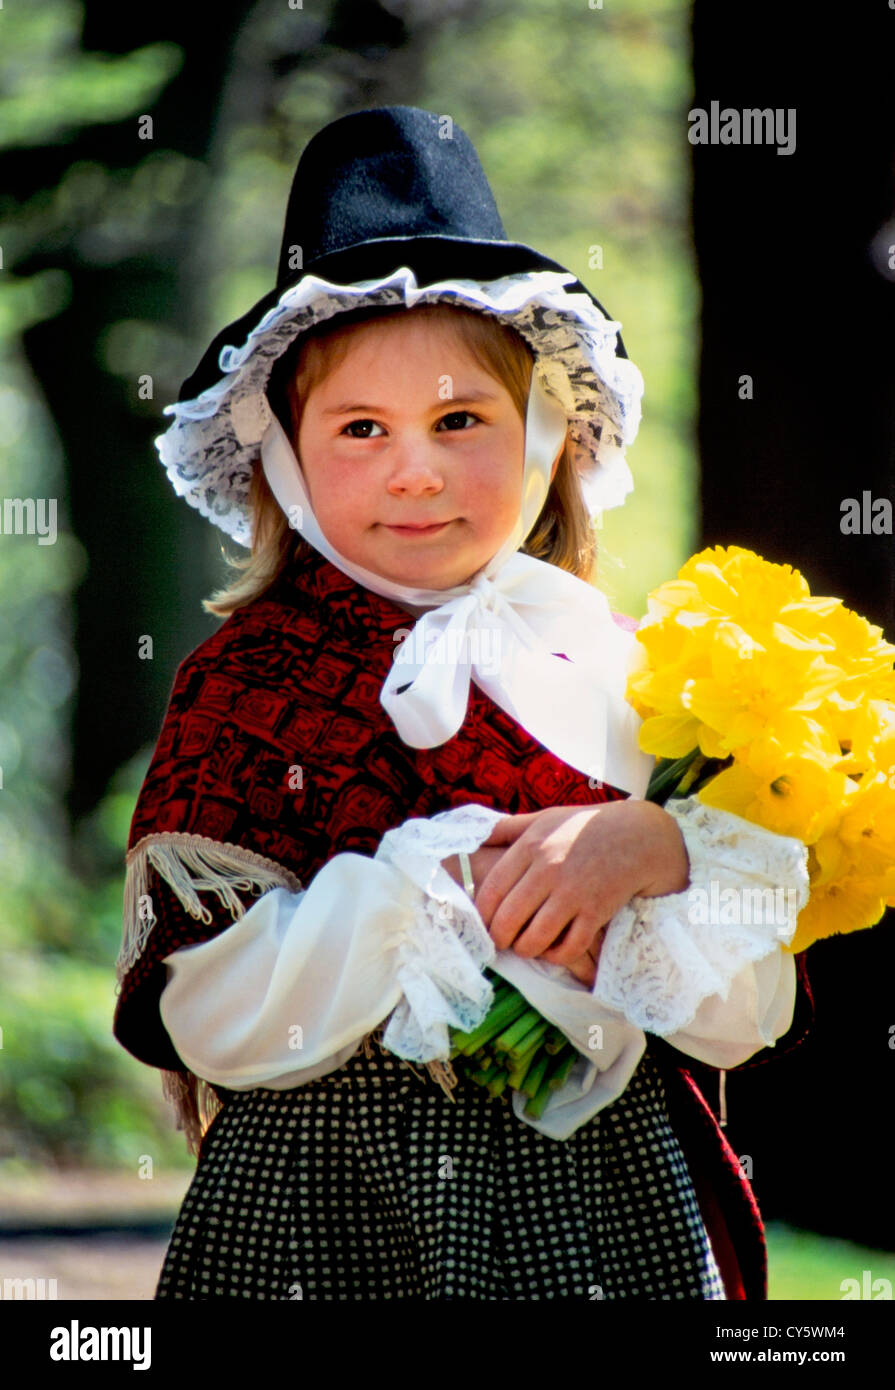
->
<box><xmin>159</xmin><ymin>797</ymin><xmax>810</xmax><ymax>1141</ymax></box>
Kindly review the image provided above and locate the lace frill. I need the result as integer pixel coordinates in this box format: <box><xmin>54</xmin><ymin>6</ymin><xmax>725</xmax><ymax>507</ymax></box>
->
<box><xmin>373</xmin><ymin>802</ymin><xmax>504</xmax><ymax>1062</ymax></box>
<box><xmin>593</xmin><ymin>796</ymin><xmax>810</xmax><ymax>1036</ymax></box>
<box><xmin>156</xmin><ymin>267</ymin><xmax>646</xmax><ymax>547</ymax></box>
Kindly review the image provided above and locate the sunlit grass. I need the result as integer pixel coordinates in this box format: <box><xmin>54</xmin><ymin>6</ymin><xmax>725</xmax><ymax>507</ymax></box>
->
<box><xmin>767</xmin><ymin>1222</ymin><xmax>895</xmax><ymax>1301</ymax></box>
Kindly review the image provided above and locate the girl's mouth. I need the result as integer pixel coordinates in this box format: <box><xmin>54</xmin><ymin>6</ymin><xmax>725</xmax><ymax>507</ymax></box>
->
<box><xmin>384</xmin><ymin>521</ymin><xmax>453</xmax><ymax>537</ymax></box>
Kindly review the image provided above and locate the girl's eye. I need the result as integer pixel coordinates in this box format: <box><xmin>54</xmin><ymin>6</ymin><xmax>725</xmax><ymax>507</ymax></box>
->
<box><xmin>342</xmin><ymin>419</ymin><xmax>384</xmax><ymax>438</ymax></box>
<box><xmin>340</xmin><ymin>411</ymin><xmax>479</xmax><ymax>439</ymax></box>
<box><xmin>436</xmin><ymin>411</ymin><xmax>479</xmax><ymax>431</ymax></box>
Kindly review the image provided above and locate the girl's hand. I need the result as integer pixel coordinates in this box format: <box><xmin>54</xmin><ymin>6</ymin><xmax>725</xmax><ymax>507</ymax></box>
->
<box><xmin>472</xmin><ymin>801</ymin><xmax>691</xmax><ymax>973</ymax></box>
<box><xmin>443</xmin><ymin>843</ymin><xmax>601</xmax><ymax>986</ymax></box>
<box><xmin>441</xmin><ymin>845</ymin><xmax>507</xmax><ymax>896</ymax></box>
<box><xmin>560</xmin><ymin>938</ymin><xmax>603</xmax><ymax>990</ymax></box>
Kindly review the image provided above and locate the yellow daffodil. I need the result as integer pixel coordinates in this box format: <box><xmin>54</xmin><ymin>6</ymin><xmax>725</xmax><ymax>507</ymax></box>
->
<box><xmin>826</xmin><ymin>697</ymin><xmax>895</xmax><ymax>777</ymax></box>
<box><xmin>790</xmin><ymin>868</ymin><xmax>890</xmax><ymax>953</ymax></box>
<box><xmin>675</xmin><ymin>546</ymin><xmax>811</xmax><ymax>625</ymax></box>
<box><xmin>813</xmin><ymin>769</ymin><xmax>895</xmax><ymax>882</ymax></box>
<box><xmin>626</xmin><ymin>544</ymin><xmax>895</xmax><ymax>954</ymax></box>
<box><xmin>696</xmin><ymin>735</ymin><xmax>848</xmax><ymax>845</ymax></box>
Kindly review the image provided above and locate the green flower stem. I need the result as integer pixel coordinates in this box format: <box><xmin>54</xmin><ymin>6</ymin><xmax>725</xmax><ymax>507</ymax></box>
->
<box><xmin>493</xmin><ymin>1008</ymin><xmax>542</xmax><ymax>1053</ymax></box>
<box><xmin>668</xmin><ymin>753</ymin><xmax>708</xmax><ymax>799</ymax></box>
<box><xmin>644</xmin><ymin>750</ymin><xmax>702</xmax><ymax>803</ymax></box>
<box><xmin>547</xmin><ymin>1047</ymin><xmax>577</xmax><ymax>1090</ymax></box>
<box><xmin>521</xmin><ymin>1051</ymin><xmax>551</xmax><ymax>1100</ymax></box>
<box><xmin>487</xmin><ymin>1071</ymin><xmax>509</xmax><ymax>1099</ymax></box>
<box><xmin>544</xmin><ymin>1026</ymin><xmax>568</xmax><ymax>1055</ymax></box>
<box><xmin>506</xmin><ymin>1041</ymin><xmax>542</xmax><ymax>1090</ymax></box>
<box><xmin>450</xmin><ymin>991</ymin><xmax>530</xmax><ymax>1054</ymax></box>
<box><xmin>525</xmin><ymin>1072</ymin><xmax>555</xmax><ymax>1120</ymax></box>
<box><xmin>508</xmin><ymin>1017</ymin><xmax>550</xmax><ymax>1065</ymax></box>
<box><xmin>468</xmin><ymin>1043</ymin><xmax>510</xmax><ymax>1074</ymax></box>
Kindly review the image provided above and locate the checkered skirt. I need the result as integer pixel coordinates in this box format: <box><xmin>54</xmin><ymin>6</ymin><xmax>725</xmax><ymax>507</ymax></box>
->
<box><xmin>155</xmin><ymin>1038</ymin><xmax>725</xmax><ymax>1301</ymax></box>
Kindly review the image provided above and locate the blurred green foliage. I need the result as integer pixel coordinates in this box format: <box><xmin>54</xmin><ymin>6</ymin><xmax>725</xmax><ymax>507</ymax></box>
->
<box><xmin>2</xmin><ymin>0</ymin><xmax>696</xmax><ymax>1174</ymax></box>
<box><xmin>0</xmin><ymin>0</ymin><xmax>193</xmax><ymax>1170</ymax></box>
<box><xmin>0</xmin><ymin>4</ymin><xmax>180</xmax><ymax>148</ymax></box>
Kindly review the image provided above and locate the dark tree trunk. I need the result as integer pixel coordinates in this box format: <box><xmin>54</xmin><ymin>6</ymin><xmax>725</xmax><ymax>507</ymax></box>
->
<box><xmin>691</xmin><ymin>2</ymin><xmax>895</xmax><ymax>1248</ymax></box>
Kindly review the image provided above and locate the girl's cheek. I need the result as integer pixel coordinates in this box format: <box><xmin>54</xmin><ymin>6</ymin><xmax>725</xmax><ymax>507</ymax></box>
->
<box><xmin>309</xmin><ymin>453</ymin><xmax>358</xmax><ymax>494</ymax></box>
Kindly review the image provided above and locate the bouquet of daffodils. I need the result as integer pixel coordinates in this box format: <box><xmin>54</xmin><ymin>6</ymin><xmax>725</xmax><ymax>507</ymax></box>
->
<box><xmin>450</xmin><ymin>546</ymin><xmax>895</xmax><ymax>1114</ymax></box>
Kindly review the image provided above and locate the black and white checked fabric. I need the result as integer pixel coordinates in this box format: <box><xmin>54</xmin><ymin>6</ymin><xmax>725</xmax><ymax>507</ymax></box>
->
<box><xmin>155</xmin><ymin>1040</ymin><xmax>725</xmax><ymax>1301</ymax></box>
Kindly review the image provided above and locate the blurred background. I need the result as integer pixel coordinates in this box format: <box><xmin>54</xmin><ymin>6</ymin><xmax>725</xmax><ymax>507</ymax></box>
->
<box><xmin>1</xmin><ymin>0</ymin><xmax>893</xmax><ymax>1299</ymax></box>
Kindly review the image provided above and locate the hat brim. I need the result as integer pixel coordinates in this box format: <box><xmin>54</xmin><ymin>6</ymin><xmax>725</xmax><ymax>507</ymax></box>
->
<box><xmin>159</xmin><ymin>262</ymin><xmax>644</xmax><ymax>548</ymax></box>
<box><xmin>179</xmin><ymin>235</ymin><xmax>627</xmax><ymax>403</ymax></box>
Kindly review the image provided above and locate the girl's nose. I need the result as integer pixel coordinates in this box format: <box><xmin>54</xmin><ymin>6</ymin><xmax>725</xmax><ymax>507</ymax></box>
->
<box><xmin>386</xmin><ymin>441</ymin><xmax>445</xmax><ymax>495</ymax></box>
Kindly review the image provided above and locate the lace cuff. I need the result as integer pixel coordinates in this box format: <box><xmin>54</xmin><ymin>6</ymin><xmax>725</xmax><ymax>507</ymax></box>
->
<box><xmin>374</xmin><ymin>803</ymin><xmax>504</xmax><ymax>1062</ymax></box>
<box><xmin>592</xmin><ymin>796</ymin><xmax>811</xmax><ymax>1036</ymax></box>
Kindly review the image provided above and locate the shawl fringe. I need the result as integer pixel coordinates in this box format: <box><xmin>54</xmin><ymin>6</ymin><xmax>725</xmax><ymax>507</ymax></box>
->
<box><xmin>360</xmin><ymin>1022</ymin><xmax>460</xmax><ymax>1102</ymax></box>
<box><xmin>121</xmin><ymin>832</ymin><xmax>302</xmax><ymax>1154</ymax></box>
<box><xmin>119</xmin><ymin>831</ymin><xmax>459</xmax><ymax>1154</ymax></box>
<box><xmin>118</xmin><ymin>830</ymin><xmax>304</xmax><ymax>985</ymax></box>
<box><xmin>161</xmin><ymin>1068</ymin><xmax>225</xmax><ymax>1157</ymax></box>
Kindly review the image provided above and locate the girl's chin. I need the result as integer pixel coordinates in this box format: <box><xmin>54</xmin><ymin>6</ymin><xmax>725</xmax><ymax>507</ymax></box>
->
<box><xmin>371</xmin><ymin>562</ymin><xmax>470</xmax><ymax>589</ymax></box>
<box><xmin>358</xmin><ymin>544</ymin><xmax>485</xmax><ymax>590</ymax></box>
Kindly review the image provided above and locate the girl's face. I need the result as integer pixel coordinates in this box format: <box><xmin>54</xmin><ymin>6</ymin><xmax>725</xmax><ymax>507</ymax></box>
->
<box><xmin>295</xmin><ymin>314</ymin><xmax>539</xmax><ymax>589</ymax></box>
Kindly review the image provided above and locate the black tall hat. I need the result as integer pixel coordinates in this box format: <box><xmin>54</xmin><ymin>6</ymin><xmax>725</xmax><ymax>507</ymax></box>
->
<box><xmin>158</xmin><ymin>105</ymin><xmax>644</xmax><ymax>547</ymax></box>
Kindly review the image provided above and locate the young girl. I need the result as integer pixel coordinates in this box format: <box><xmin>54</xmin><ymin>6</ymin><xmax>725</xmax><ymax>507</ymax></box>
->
<box><xmin>114</xmin><ymin>105</ymin><xmax>813</xmax><ymax>1301</ymax></box>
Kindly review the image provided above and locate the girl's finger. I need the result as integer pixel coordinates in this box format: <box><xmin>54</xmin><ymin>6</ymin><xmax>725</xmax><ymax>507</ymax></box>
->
<box><xmin>538</xmin><ymin>915</ymin><xmax>600</xmax><ymax>967</ymax></box>
<box><xmin>486</xmin><ymin>865</ymin><xmax>550</xmax><ymax>949</ymax></box>
<box><xmin>535</xmin><ymin>921</ymin><xmax>575</xmax><ymax>960</ymax></box>
<box><xmin>473</xmin><ymin>839</ymin><xmax>534</xmax><ymax>924</ymax></box>
<box><xmin>479</xmin><ymin>812</ymin><xmax>541</xmax><ymax>847</ymax></box>
<box><xmin>511</xmin><ymin>899</ymin><xmax>584</xmax><ymax>961</ymax></box>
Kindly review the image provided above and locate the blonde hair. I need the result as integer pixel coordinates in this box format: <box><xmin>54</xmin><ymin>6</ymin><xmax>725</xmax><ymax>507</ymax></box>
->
<box><xmin>203</xmin><ymin>301</ymin><xmax>597</xmax><ymax>618</ymax></box>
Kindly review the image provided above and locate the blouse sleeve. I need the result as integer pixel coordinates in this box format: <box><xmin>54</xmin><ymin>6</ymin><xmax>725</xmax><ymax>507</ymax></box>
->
<box><xmin>158</xmin><ymin>802</ymin><xmax>652</xmax><ymax>1140</ymax></box>
<box><xmin>158</xmin><ymin>803</ymin><xmax>508</xmax><ymax>1089</ymax></box>
<box><xmin>590</xmin><ymin>795</ymin><xmax>810</xmax><ymax>1065</ymax></box>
